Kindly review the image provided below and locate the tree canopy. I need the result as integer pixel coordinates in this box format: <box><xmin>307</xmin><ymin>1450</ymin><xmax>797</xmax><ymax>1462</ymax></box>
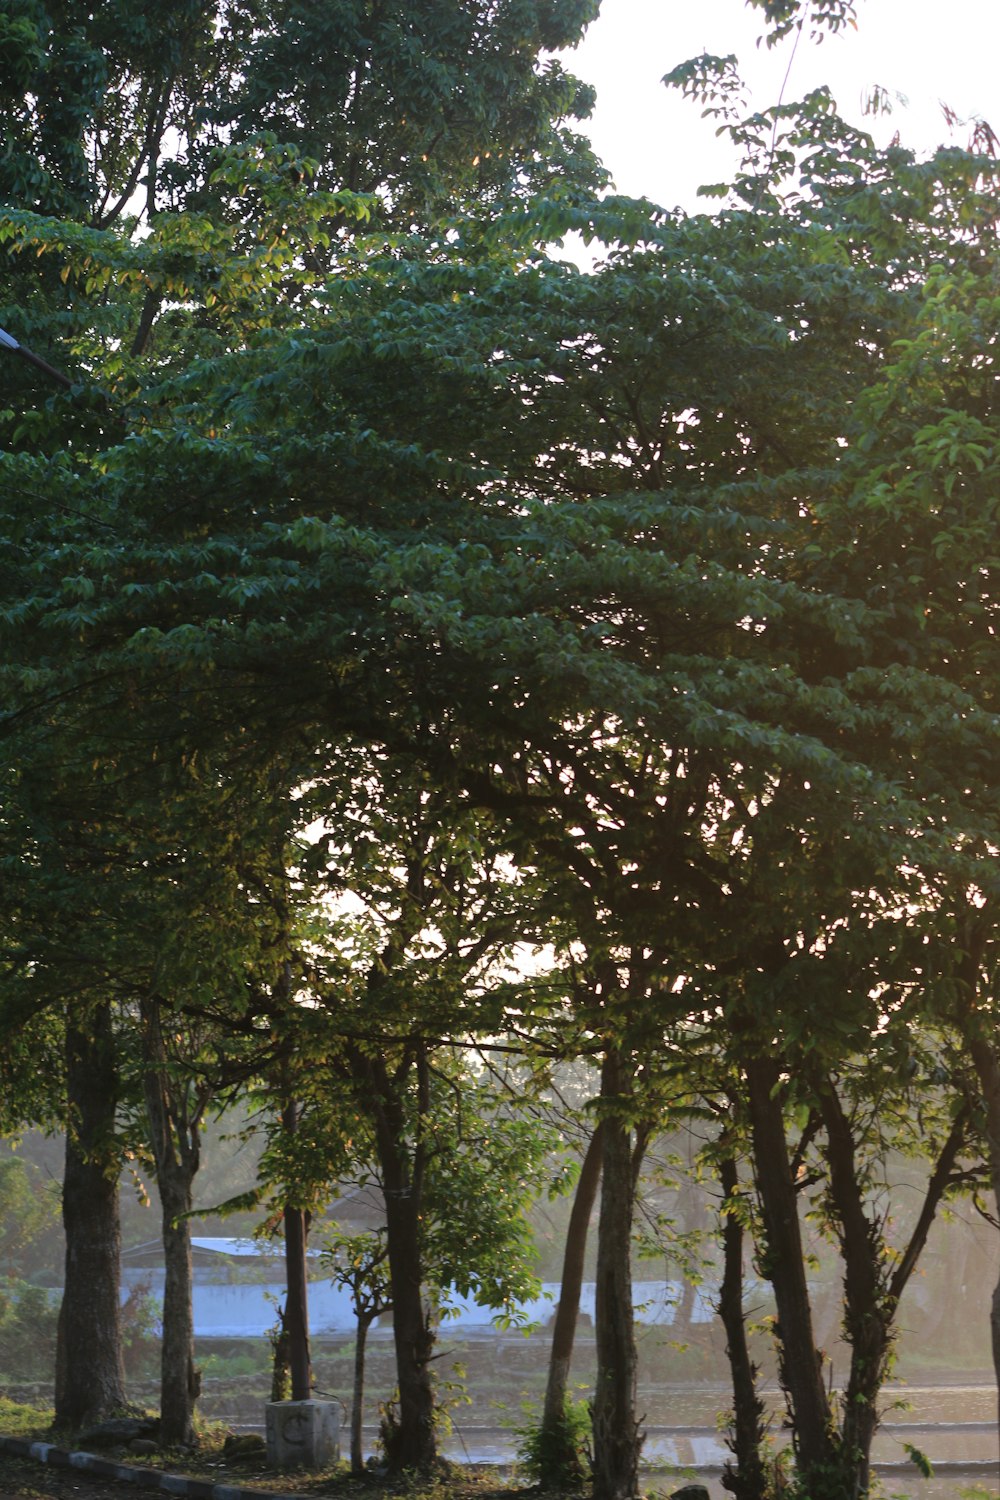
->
<box><xmin>3</xmin><ymin>2</ymin><xmax>1000</xmax><ymax>1497</ymax></box>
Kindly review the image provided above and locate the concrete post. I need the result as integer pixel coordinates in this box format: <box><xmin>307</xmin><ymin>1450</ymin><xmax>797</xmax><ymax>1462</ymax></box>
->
<box><xmin>265</xmin><ymin>1399</ymin><xmax>340</xmax><ymax>1470</ymax></box>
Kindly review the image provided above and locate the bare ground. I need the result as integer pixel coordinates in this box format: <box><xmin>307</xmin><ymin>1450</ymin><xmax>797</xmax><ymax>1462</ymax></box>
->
<box><xmin>0</xmin><ymin>1447</ymin><xmax>531</xmax><ymax>1500</ymax></box>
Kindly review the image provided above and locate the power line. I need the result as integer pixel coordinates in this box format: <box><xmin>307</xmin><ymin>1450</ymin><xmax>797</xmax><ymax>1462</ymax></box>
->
<box><xmin>0</xmin><ymin>326</ymin><xmax>73</xmax><ymax>389</ymax></box>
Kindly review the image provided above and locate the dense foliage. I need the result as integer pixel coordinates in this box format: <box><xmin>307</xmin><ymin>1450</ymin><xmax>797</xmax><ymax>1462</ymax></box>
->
<box><xmin>2</xmin><ymin>2</ymin><xmax>1000</xmax><ymax>1498</ymax></box>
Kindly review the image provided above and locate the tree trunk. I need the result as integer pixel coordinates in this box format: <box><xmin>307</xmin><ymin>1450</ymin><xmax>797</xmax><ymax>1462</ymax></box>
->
<box><xmin>816</xmin><ymin>1069</ymin><xmax>972</xmax><ymax>1500</ymax></box>
<box><xmin>542</xmin><ymin>1121</ymin><xmax>603</xmax><ymax>1435</ymax></box>
<box><xmin>277</xmin><ymin>1096</ymin><xmax>313</xmax><ymax>1402</ymax></box>
<box><xmin>992</xmin><ymin>1277</ymin><xmax>1000</xmax><ymax>1494</ymax></box>
<box><xmin>367</xmin><ymin>1055</ymin><xmax>436</xmax><ymax>1473</ymax></box>
<box><xmin>159</xmin><ymin>1171</ymin><xmax>198</xmax><ymax>1443</ymax></box>
<box><xmin>967</xmin><ymin>1033</ymin><xmax>1000</xmax><ymax>1491</ymax></box>
<box><xmin>141</xmin><ymin>999</ymin><xmax>202</xmax><ymax>1446</ymax></box>
<box><xmin>381</xmin><ymin>1182</ymin><xmax>436</xmax><ymax>1467</ymax></box>
<box><xmin>744</xmin><ymin>1055</ymin><xmax>834</xmax><ymax>1487</ymax></box>
<box><xmin>717</xmin><ymin>1154</ymin><xmax>770</xmax><ymax>1500</ymax></box>
<box><xmin>534</xmin><ymin>1121</ymin><xmax>603</xmax><ymax>1487</ymax></box>
<box><xmin>591</xmin><ymin>1047</ymin><xmax>641</xmax><ymax>1500</ymax></box>
<box><xmin>284</xmin><ymin>1200</ymin><xmax>312</xmax><ymax>1401</ymax></box>
<box><xmin>814</xmin><ymin>1077</ymin><xmax>884</xmax><ymax>1500</ymax></box>
<box><xmin>55</xmin><ymin>1005</ymin><xmax>127</xmax><ymax>1428</ymax></box>
<box><xmin>351</xmin><ymin>1309</ymin><xmax>376</xmax><ymax>1475</ymax></box>
<box><xmin>270</xmin><ymin>1324</ymin><xmax>291</xmax><ymax>1402</ymax></box>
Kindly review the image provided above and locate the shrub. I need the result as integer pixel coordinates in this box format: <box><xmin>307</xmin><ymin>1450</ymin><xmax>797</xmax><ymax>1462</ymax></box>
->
<box><xmin>516</xmin><ymin>1394</ymin><xmax>592</xmax><ymax>1490</ymax></box>
<box><xmin>0</xmin><ymin>1280</ymin><xmax>59</xmax><ymax>1382</ymax></box>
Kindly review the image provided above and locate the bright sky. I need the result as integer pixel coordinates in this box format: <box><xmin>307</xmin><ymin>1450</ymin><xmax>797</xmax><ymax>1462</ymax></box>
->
<box><xmin>563</xmin><ymin>0</ymin><xmax>1000</xmax><ymax>210</ymax></box>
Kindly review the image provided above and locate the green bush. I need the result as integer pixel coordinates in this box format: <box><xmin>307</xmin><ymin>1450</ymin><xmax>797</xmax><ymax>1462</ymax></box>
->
<box><xmin>516</xmin><ymin>1394</ymin><xmax>592</xmax><ymax>1490</ymax></box>
<box><xmin>0</xmin><ymin>1280</ymin><xmax>59</xmax><ymax>1382</ymax></box>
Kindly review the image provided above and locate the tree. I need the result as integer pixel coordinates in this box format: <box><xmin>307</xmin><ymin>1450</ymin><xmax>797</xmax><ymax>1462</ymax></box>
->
<box><xmin>244</xmin><ymin>751</ymin><xmax>557</xmax><ymax>1472</ymax></box>
<box><xmin>538</xmin><ymin>1120</ymin><xmax>603</xmax><ymax>1488</ymax></box>
<box><xmin>726</xmin><ymin>966</ymin><xmax>975</xmax><ymax>1500</ymax></box>
<box><xmin>5</xmin><ymin>8</ymin><xmax>1000</xmax><ymax>1493</ymax></box>
<box><xmin>320</xmin><ymin>1228</ymin><xmax>393</xmax><ymax>1475</ymax></box>
<box><xmin>802</xmin><ymin>244</ymin><xmax>1000</xmax><ymax>1481</ymax></box>
<box><xmin>715</xmin><ymin>1134</ymin><xmax>771</xmax><ymax>1500</ymax></box>
<box><xmin>0</xmin><ymin>727</ymin><xmax>137</xmax><ymax>1429</ymax></box>
<box><xmin>0</xmin><ymin>0</ymin><xmax>603</xmax><ymax>1439</ymax></box>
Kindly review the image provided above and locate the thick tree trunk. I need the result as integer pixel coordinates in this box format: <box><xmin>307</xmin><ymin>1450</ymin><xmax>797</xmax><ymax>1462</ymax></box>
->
<box><xmin>717</xmin><ymin>1155</ymin><xmax>769</xmax><ymax>1500</ymax></box>
<box><xmin>142</xmin><ymin>1000</ymin><xmax>202</xmax><ymax>1446</ymax></box>
<box><xmin>591</xmin><ymin>1047</ymin><xmax>641</xmax><ymax>1500</ymax></box>
<box><xmin>382</xmin><ymin>1184</ymin><xmax>436</xmax><ymax>1467</ymax></box>
<box><xmin>55</xmin><ymin>1005</ymin><xmax>127</xmax><ymax>1429</ymax></box>
<box><xmin>542</xmin><ymin>1122</ymin><xmax>603</xmax><ymax>1430</ymax></box>
<box><xmin>159</xmin><ymin>1171</ymin><xmax>198</xmax><ymax>1443</ymax></box>
<box><xmin>744</xmin><ymin>1055</ymin><xmax>834</xmax><ymax>1487</ymax></box>
<box><xmin>367</xmin><ymin>1054</ymin><xmax>436</xmax><ymax>1473</ymax></box>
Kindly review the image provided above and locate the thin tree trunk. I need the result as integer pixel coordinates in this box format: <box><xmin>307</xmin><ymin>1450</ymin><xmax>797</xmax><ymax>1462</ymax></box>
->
<box><xmin>745</xmin><ymin>1054</ymin><xmax>834</xmax><ymax>1486</ymax></box>
<box><xmin>814</xmin><ymin>1077</ymin><xmax>884</xmax><ymax>1500</ymax></box>
<box><xmin>55</xmin><ymin>1005</ymin><xmax>127</xmax><ymax>1428</ymax></box>
<box><xmin>591</xmin><ymin>1046</ymin><xmax>641</xmax><ymax>1500</ymax></box>
<box><xmin>351</xmin><ymin>1309</ymin><xmax>376</xmax><ymax>1475</ymax></box>
<box><xmin>718</xmin><ymin>1154</ymin><xmax>769</xmax><ymax>1500</ymax></box>
<box><xmin>281</xmin><ymin>1093</ymin><xmax>312</xmax><ymax>1402</ymax></box>
<box><xmin>284</xmin><ymin>1201</ymin><xmax>312</xmax><ymax>1401</ymax></box>
<box><xmin>533</xmin><ymin>1120</ymin><xmax>604</xmax><ymax>1487</ymax></box>
<box><xmin>542</xmin><ymin>1122</ymin><xmax>604</xmax><ymax>1432</ymax></box>
<box><xmin>276</xmin><ymin>980</ymin><xmax>313</xmax><ymax>1403</ymax></box>
<box><xmin>967</xmin><ymin>1033</ymin><xmax>1000</xmax><ymax>1491</ymax></box>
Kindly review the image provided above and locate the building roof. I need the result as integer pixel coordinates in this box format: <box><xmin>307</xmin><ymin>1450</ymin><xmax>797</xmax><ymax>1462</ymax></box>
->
<box><xmin>122</xmin><ymin>1235</ymin><xmax>320</xmax><ymax>1265</ymax></box>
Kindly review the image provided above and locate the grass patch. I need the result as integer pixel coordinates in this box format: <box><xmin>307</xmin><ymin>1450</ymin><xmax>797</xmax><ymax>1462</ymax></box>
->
<box><xmin>0</xmin><ymin>1397</ymin><xmax>53</xmax><ymax>1437</ymax></box>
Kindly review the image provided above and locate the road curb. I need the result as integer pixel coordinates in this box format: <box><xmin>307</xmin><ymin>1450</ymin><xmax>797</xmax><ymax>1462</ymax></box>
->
<box><xmin>0</xmin><ymin>1434</ymin><xmax>310</xmax><ymax>1500</ymax></box>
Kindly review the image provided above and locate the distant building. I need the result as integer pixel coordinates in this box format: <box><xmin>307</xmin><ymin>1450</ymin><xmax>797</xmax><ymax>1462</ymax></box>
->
<box><xmin>122</xmin><ymin>1236</ymin><xmax>290</xmax><ymax>1286</ymax></box>
<box><xmin>120</xmin><ymin>1237</ymin><xmax>718</xmax><ymax>1339</ymax></box>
